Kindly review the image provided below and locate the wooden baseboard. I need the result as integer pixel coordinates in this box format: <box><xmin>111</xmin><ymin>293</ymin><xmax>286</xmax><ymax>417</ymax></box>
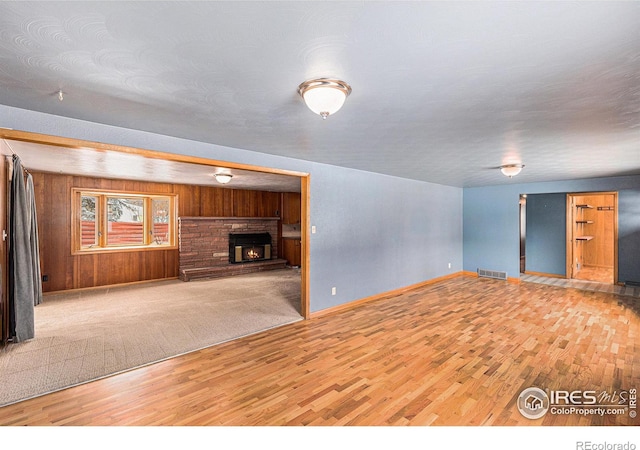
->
<box><xmin>523</xmin><ymin>270</ymin><xmax>565</xmax><ymax>279</ymax></box>
<box><xmin>310</xmin><ymin>272</ymin><xmax>464</xmax><ymax>319</ymax></box>
<box><xmin>43</xmin><ymin>277</ymin><xmax>180</xmax><ymax>296</ymax></box>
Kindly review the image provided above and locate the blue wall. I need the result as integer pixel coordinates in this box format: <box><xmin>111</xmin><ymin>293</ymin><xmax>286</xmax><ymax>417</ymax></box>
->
<box><xmin>4</xmin><ymin>104</ymin><xmax>638</xmax><ymax>306</ymax></box>
<box><xmin>525</xmin><ymin>194</ymin><xmax>566</xmax><ymax>276</ymax></box>
<box><xmin>0</xmin><ymin>105</ymin><xmax>463</xmax><ymax>312</ymax></box>
<box><xmin>464</xmin><ymin>177</ymin><xmax>640</xmax><ymax>283</ymax></box>
<box><xmin>619</xmin><ymin>189</ymin><xmax>640</xmax><ymax>284</ymax></box>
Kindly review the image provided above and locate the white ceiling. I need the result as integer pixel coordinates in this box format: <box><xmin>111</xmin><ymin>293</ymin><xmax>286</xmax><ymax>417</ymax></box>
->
<box><xmin>0</xmin><ymin>1</ymin><xmax>639</xmax><ymax>188</ymax></box>
<box><xmin>1</xmin><ymin>138</ymin><xmax>303</xmax><ymax>192</ymax></box>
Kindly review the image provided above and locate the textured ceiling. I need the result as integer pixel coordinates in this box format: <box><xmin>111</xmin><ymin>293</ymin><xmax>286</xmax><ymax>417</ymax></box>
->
<box><xmin>1</xmin><ymin>139</ymin><xmax>302</xmax><ymax>192</ymax></box>
<box><xmin>0</xmin><ymin>1</ymin><xmax>639</xmax><ymax>188</ymax></box>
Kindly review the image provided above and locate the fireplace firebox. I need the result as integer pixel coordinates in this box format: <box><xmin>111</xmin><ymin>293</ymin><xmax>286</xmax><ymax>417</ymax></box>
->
<box><xmin>229</xmin><ymin>233</ymin><xmax>272</xmax><ymax>264</ymax></box>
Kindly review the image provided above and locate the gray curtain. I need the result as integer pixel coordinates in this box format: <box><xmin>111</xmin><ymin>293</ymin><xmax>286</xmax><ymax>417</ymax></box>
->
<box><xmin>9</xmin><ymin>155</ymin><xmax>42</xmax><ymax>342</ymax></box>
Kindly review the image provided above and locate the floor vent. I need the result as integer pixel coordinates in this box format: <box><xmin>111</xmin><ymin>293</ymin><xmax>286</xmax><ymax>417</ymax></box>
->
<box><xmin>625</xmin><ymin>280</ymin><xmax>640</xmax><ymax>287</ymax></box>
<box><xmin>477</xmin><ymin>268</ymin><xmax>508</xmax><ymax>281</ymax></box>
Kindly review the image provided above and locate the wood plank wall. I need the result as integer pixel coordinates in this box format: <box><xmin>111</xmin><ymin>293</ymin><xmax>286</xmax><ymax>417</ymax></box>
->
<box><xmin>573</xmin><ymin>194</ymin><xmax>615</xmax><ymax>269</ymax></box>
<box><xmin>31</xmin><ymin>171</ymin><xmax>283</xmax><ymax>293</ymax></box>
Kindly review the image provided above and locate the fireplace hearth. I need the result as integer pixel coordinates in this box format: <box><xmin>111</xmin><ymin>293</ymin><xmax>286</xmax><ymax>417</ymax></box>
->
<box><xmin>229</xmin><ymin>232</ymin><xmax>272</xmax><ymax>264</ymax></box>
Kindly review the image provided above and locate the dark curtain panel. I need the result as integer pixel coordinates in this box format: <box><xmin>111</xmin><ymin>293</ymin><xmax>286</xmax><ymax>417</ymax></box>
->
<box><xmin>26</xmin><ymin>172</ymin><xmax>42</xmax><ymax>307</ymax></box>
<box><xmin>8</xmin><ymin>155</ymin><xmax>42</xmax><ymax>342</ymax></box>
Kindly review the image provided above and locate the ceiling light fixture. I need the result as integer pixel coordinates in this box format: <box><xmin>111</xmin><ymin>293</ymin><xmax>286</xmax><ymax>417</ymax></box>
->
<box><xmin>500</xmin><ymin>164</ymin><xmax>524</xmax><ymax>178</ymax></box>
<box><xmin>298</xmin><ymin>78</ymin><xmax>351</xmax><ymax>120</ymax></box>
<box><xmin>214</xmin><ymin>173</ymin><xmax>233</xmax><ymax>184</ymax></box>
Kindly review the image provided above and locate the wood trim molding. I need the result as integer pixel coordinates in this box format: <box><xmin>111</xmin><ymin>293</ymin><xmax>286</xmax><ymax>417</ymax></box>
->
<box><xmin>613</xmin><ymin>192</ymin><xmax>619</xmax><ymax>285</ymax></box>
<box><xmin>0</xmin><ymin>129</ymin><xmax>310</xmax><ymax>179</ymax></box>
<box><xmin>1</xmin><ymin>128</ymin><xmax>312</xmax><ymax>316</ymax></box>
<box><xmin>566</xmin><ymin>193</ymin><xmax>573</xmax><ymax>280</ymax></box>
<box><xmin>43</xmin><ymin>277</ymin><xmax>180</xmax><ymax>296</ymax></box>
<box><xmin>566</xmin><ymin>191</ymin><xmax>619</xmax><ymax>284</ymax></box>
<box><xmin>300</xmin><ymin>174</ymin><xmax>310</xmax><ymax>319</ymax></box>
<box><xmin>70</xmin><ymin>188</ymin><xmax>179</xmax><ymax>255</ymax></box>
<box><xmin>523</xmin><ymin>270</ymin><xmax>565</xmax><ymax>279</ymax></box>
<box><xmin>310</xmin><ymin>272</ymin><xmax>464</xmax><ymax>320</ymax></box>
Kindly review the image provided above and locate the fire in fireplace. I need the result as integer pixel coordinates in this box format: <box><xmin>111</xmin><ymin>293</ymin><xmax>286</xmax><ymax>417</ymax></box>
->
<box><xmin>229</xmin><ymin>233</ymin><xmax>272</xmax><ymax>264</ymax></box>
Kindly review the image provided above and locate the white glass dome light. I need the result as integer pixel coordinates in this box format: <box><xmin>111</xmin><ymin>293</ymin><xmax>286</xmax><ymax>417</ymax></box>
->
<box><xmin>214</xmin><ymin>173</ymin><xmax>233</xmax><ymax>184</ymax></box>
<box><xmin>500</xmin><ymin>164</ymin><xmax>524</xmax><ymax>178</ymax></box>
<box><xmin>298</xmin><ymin>78</ymin><xmax>352</xmax><ymax>120</ymax></box>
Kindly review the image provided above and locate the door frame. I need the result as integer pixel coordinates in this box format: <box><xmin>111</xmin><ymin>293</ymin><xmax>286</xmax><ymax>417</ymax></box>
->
<box><xmin>0</xmin><ymin>128</ymin><xmax>311</xmax><ymax>320</ymax></box>
<box><xmin>565</xmin><ymin>191</ymin><xmax>618</xmax><ymax>284</ymax></box>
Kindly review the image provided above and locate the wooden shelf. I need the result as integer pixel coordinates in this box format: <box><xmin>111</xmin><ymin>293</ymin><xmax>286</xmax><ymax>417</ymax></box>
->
<box><xmin>575</xmin><ymin>236</ymin><xmax>594</xmax><ymax>241</ymax></box>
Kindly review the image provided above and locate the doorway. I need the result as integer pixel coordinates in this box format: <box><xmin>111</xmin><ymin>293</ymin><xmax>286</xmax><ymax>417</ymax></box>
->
<box><xmin>519</xmin><ymin>194</ymin><xmax>526</xmax><ymax>273</ymax></box>
<box><xmin>0</xmin><ymin>129</ymin><xmax>311</xmax><ymax>344</ymax></box>
<box><xmin>566</xmin><ymin>192</ymin><xmax>618</xmax><ymax>284</ymax></box>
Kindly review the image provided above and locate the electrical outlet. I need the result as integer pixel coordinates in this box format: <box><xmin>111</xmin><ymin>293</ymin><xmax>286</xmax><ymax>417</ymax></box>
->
<box><xmin>312</xmin><ymin>226</ymin><xmax>317</xmax><ymax>234</ymax></box>
<box><xmin>448</xmin><ymin>262</ymin><xmax>451</xmax><ymax>269</ymax></box>
<box><xmin>42</xmin><ymin>275</ymin><xmax>49</xmax><ymax>282</ymax></box>
<box><xmin>331</xmin><ymin>287</ymin><xmax>336</xmax><ymax>295</ymax></box>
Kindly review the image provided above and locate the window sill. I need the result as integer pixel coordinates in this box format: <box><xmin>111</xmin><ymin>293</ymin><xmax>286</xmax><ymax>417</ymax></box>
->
<box><xmin>72</xmin><ymin>244</ymin><xmax>178</xmax><ymax>256</ymax></box>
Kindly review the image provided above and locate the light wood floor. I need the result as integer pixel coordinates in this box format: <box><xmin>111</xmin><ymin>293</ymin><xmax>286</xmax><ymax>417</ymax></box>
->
<box><xmin>0</xmin><ymin>275</ymin><xmax>638</xmax><ymax>426</ymax></box>
<box><xmin>521</xmin><ymin>272</ymin><xmax>640</xmax><ymax>298</ymax></box>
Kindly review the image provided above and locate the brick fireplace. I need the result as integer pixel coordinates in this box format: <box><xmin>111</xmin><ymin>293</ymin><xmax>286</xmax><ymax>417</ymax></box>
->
<box><xmin>178</xmin><ymin>217</ymin><xmax>285</xmax><ymax>281</ymax></box>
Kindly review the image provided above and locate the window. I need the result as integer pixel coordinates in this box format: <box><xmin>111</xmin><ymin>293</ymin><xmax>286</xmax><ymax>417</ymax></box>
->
<box><xmin>73</xmin><ymin>189</ymin><xmax>177</xmax><ymax>253</ymax></box>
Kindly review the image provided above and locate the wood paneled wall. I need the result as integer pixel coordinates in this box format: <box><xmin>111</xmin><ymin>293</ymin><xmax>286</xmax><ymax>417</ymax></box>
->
<box><xmin>281</xmin><ymin>192</ymin><xmax>301</xmax><ymax>225</ymax></box>
<box><xmin>31</xmin><ymin>171</ymin><xmax>283</xmax><ymax>292</ymax></box>
<box><xmin>573</xmin><ymin>194</ymin><xmax>615</xmax><ymax>268</ymax></box>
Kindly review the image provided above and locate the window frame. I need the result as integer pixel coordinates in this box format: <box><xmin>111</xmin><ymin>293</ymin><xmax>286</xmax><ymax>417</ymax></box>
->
<box><xmin>72</xmin><ymin>188</ymin><xmax>178</xmax><ymax>255</ymax></box>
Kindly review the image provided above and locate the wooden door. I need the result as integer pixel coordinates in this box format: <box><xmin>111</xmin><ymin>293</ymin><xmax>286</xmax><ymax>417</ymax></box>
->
<box><xmin>567</xmin><ymin>192</ymin><xmax>617</xmax><ymax>284</ymax></box>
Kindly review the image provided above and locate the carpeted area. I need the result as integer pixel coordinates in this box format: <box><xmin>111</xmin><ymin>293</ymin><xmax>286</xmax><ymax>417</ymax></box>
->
<box><xmin>0</xmin><ymin>268</ymin><xmax>302</xmax><ymax>407</ymax></box>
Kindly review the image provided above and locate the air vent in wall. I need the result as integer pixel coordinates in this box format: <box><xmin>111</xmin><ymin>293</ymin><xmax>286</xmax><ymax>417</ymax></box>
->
<box><xmin>477</xmin><ymin>268</ymin><xmax>508</xmax><ymax>281</ymax></box>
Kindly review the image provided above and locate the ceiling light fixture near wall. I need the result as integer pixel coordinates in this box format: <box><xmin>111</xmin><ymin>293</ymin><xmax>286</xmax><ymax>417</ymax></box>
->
<box><xmin>298</xmin><ymin>78</ymin><xmax>351</xmax><ymax>120</ymax></box>
<box><xmin>500</xmin><ymin>164</ymin><xmax>524</xmax><ymax>178</ymax></box>
<box><xmin>214</xmin><ymin>173</ymin><xmax>233</xmax><ymax>184</ymax></box>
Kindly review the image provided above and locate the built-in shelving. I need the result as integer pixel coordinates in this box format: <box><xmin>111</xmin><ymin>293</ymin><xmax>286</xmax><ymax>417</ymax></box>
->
<box><xmin>575</xmin><ymin>204</ymin><xmax>594</xmax><ymax>242</ymax></box>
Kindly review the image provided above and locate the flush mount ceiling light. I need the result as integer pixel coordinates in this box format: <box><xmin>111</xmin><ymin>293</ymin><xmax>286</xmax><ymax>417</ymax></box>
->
<box><xmin>298</xmin><ymin>78</ymin><xmax>351</xmax><ymax>119</ymax></box>
<box><xmin>500</xmin><ymin>164</ymin><xmax>525</xmax><ymax>178</ymax></box>
<box><xmin>214</xmin><ymin>173</ymin><xmax>233</xmax><ymax>184</ymax></box>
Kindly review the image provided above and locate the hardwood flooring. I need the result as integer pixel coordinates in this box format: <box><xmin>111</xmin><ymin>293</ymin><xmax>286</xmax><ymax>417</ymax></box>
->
<box><xmin>0</xmin><ymin>275</ymin><xmax>638</xmax><ymax>426</ymax></box>
<box><xmin>521</xmin><ymin>272</ymin><xmax>640</xmax><ymax>298</ymax></box>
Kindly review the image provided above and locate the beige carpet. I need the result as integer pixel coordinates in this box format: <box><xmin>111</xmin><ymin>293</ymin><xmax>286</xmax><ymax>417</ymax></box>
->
<box><xmin>0</xmin><ymin>269</ymin><xmax>302</xmax><ymax>407</ymax></box>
